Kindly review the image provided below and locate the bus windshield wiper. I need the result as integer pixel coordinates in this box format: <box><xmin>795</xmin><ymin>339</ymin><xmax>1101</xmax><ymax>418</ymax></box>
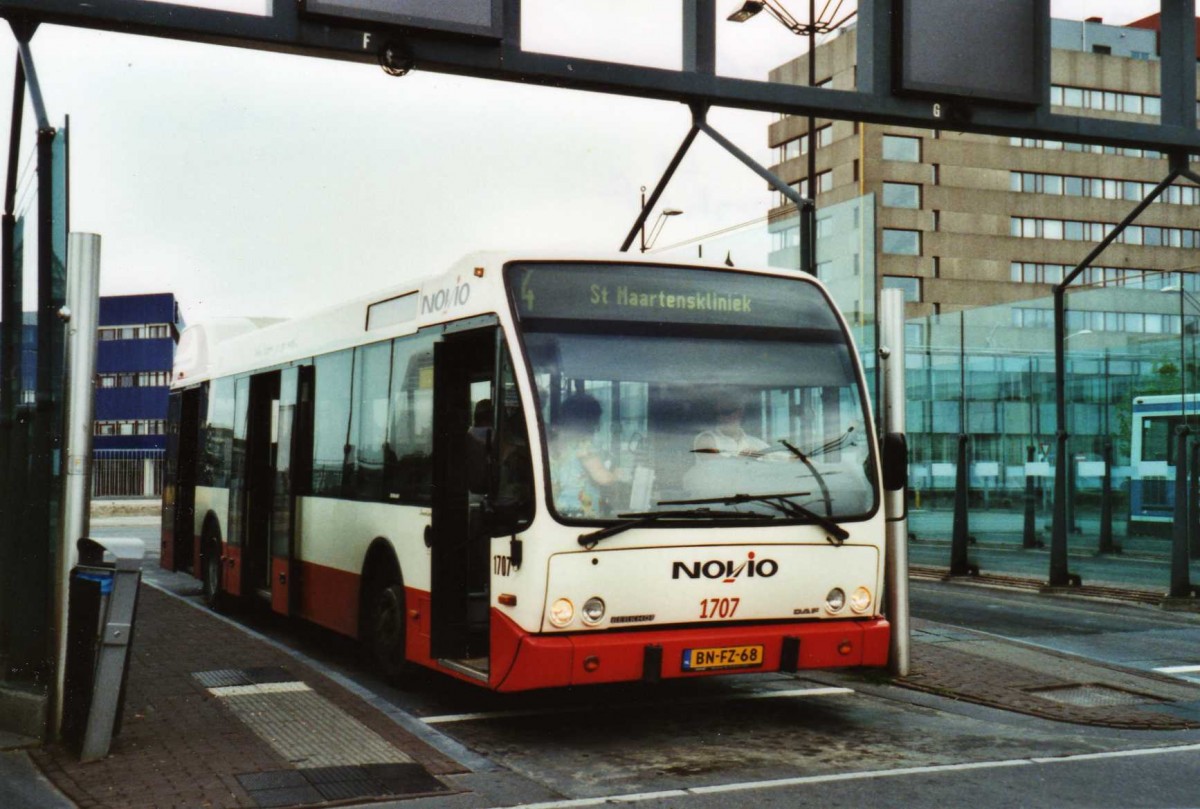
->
<box><xmin>661</xmin><ymin>491</ymin><xmax>849</xmax><ymax>545</ymax></box>
<box><xmin>577</xmin><ymin>508</ymin><xmax>757</xmax><ymax>549</ymax></box>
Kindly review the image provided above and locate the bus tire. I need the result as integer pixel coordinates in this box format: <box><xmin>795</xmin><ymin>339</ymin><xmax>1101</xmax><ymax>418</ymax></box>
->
<box><xmin>201</xmin><ymin>533</ymin><xmax>225</xmax><ymax>612</ymax></box>
<box><xmin>365</xmin><ymin>579</ymin><xmax>412</xmax><ymax>684</ymax></box>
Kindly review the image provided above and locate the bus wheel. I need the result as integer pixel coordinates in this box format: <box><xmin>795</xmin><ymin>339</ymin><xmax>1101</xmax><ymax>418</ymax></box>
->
<box><xmin>366</xmin><ymin>582</ymin><xmax>410</xmax><ymax>683</ymax></box>
<box><xmin>202</xmin><ymin>539</ymin><xmax>224</xmax><ymax>611</ymax></box>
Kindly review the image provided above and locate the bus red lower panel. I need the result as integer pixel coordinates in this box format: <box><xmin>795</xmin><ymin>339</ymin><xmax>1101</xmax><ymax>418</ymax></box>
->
<box><xmin>491</xmin><ymin>611</ymin><xmax>890</xmax><ymax>692</ymax></box>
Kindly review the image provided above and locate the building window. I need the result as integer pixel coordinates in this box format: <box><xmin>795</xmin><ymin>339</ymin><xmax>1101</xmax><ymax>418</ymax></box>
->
<box><xmin>97</xmin><ymin>323</ymin><xmax>173</xmax><ymax>341</ymax></box>
<box><xmin>882</xmin><ymin>135</ymin><xmax>920</xmax><ymax>162</ymax></box>
<box><xmin>93</xmin><ymin>419</ymin><xmax>166</xmax><ymax>436</ymax></box>
<box><xmin>815</xmin><ymin>170</ymin><xmax>833</xmax><ymax>194</ymax></box>
<box><xmin>1052</xmin><ymin>84</ymin><xmax>1159</xmax><ymax>116</ymax></box>
<box><xmin>96</xmin><ymin>370</ymin><xmax>171</xmax><ymax>389</ymax></box>
<box><xmin>882</xmin><ymin>182</ymin><xmax>920</xmax><ymax>209</ymax></box>
<box><xmin>883</xmin><ymin>275</ymin><xmax>921</xmax><ymax>302</ymax></box>
<box><xmin>882</xmin><ymin>229</ymin><xmax>920</xmax><ymax>255</ymax></box>
<box><xmin>1011</xmin><ymin>217</ymin><xmax>1200</xmax><ymax>248</ymax></box>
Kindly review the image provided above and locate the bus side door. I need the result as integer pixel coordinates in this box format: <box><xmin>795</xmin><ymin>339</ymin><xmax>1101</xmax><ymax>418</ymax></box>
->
<box><xmin>162</xmin><ymin>387</ymin><xmax>201</xmax><ymax>573</ymax></box>
<box><xmin>270</xmin><ymin>365</ymin><xmax>313</xmax><ymax>615</ymax></box>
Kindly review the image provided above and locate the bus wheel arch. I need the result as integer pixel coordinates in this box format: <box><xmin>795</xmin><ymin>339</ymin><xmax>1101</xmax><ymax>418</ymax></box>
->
<box><xmin>200</xmin><ymin>512</ymin><xmax>225</xmax><ymax>611</ymax></box>
<box><xmin>359</xmin><ymin>538</ymin><xmax>411</xmax><ymax>682</ymax></box>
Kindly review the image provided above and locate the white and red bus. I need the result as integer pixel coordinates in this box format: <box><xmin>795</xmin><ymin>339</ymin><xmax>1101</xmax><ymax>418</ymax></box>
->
<box><xmin>161</xmin><ymin>253</ymin><xmax>890</xmax><ymax>690</ymax></box>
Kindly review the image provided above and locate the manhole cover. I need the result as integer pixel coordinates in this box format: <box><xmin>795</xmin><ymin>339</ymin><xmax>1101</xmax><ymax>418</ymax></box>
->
<box><xmin>1026</xmin><ymin>684</ymin><xmax>1162</xmax><ymax>707</ymax></box>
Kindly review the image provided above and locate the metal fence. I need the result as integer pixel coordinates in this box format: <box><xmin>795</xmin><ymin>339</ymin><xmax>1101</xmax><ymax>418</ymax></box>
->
<box><xmin>92</xmin><ymin>449</ymin><xmax>163</xmax><ymax>498</ymax></box>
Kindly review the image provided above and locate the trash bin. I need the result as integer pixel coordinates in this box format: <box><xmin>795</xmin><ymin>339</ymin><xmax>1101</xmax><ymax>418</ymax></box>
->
<box><xmin>62</xmin><ymin>536</ymin><xmax>144</xmax><ymax>762</ymax></box>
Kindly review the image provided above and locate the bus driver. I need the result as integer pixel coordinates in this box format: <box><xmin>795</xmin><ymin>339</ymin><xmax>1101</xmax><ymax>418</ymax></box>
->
<box><xmin>693</xmin><ymin>390</ymin><xmax>768</xmax><ymax>458</ymax></box>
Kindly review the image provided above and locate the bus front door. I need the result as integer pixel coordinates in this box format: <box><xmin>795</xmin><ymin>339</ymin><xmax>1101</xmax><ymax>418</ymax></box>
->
<box><xmin>430</xmin><ymin>327</ymin><xmax>495</xmax><ymax>665</ymax></box>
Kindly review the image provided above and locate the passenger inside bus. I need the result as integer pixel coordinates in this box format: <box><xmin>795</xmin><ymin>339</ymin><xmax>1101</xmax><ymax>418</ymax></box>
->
<box><xmin>550</xmin><ymin>393</ymin><xmax>620</xmax><ymax>518</ymax></box>
<box><xmin>466</xmin><ymin>399</ymin><xmax>492</xmax><ymax>495</ymax></box>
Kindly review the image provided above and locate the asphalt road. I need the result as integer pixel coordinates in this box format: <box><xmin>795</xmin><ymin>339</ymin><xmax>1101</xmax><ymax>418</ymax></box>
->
<box><xmin>910</xmin><ymin>579</ymin><xmax>1200</xmax><ymax>680</ymax></box>
<box><xmin>97</xmin><ymin>517</ymin><xmax>1200</xmax><ymax>808</ymax></box>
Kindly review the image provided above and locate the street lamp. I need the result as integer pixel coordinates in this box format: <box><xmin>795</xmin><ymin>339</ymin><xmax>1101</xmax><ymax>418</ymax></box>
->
<box><xmin>726</xmin><ymin>1</ymin><xmax>857</xmax><ymax>272</ymax></box>
<box><xmin>639</xmin><ymin>186</ymin><xmax>684</xmax><ymax>253</ymax></box>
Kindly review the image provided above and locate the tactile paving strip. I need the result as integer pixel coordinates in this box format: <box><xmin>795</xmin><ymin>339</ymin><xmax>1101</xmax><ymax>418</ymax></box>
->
<box><xmin>210</xmin><ymin>681</ymin><xmax>413</xmax><ymax>768</ymax></box>
<box><xmin>194</xmin><ymin>667</ymin><xmax>448</xmax><ymax>806</ymax></box>
<box><xmin>1026</xmin><ymin>684</ymin><xmax>1163</xmax><ymax>708</ymax></box>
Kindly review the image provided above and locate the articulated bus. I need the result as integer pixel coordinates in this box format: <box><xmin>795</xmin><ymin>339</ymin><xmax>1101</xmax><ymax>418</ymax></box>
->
<box><xmin>1130</xmin><ymin>393</ymin><xmax>1200</xmax><ymax>536</ymax></box>
<box><xmin>161</xmin><ymin>253</ymin><xmax>890</xmax><ymax>691</ymax></box>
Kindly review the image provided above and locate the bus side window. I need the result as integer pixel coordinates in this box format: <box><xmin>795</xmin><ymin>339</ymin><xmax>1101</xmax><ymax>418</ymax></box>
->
<box><xmin>351</xmin><ymin>341</ymin><xmax>393</xmax><ymax>501</ymax></box>
<box><xmin>201</xmin><ymin>378</ymin><xmax>235</xmax><ymax>488</ymax></box>
<box><xmin>312</xmin><ymin>349</ymin><xmax>354</xmax><ymax>497</ymax></box>
<box><xmin>386</xmin><ymin>333</ymin><xmax>437</xmax><ymax>503</ymax></box>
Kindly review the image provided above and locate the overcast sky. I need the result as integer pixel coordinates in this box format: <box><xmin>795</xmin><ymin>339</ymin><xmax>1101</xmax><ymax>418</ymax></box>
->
<box><xmin>0</xmin><ymin>0</ymin><xmax>1163</xmax><ymax>323</ymax></box>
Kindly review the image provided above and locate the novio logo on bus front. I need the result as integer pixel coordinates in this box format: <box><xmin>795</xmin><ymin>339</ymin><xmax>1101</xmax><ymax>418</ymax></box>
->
<box><xmin>420</xmin><ymin>277</ymin><xmax>473</xmax><ymax>316</ymax></box>
<box><xmin>671</xmin><ymin>551</ymin><xmax>778</xmax><ymax>583</ymax></box>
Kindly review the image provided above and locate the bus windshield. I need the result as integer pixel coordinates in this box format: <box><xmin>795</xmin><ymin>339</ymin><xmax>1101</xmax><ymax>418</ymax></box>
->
<box><xmin>508</xmin><ymin>263</ymin><xmax>876</xmax><ymax>524</ymax></box>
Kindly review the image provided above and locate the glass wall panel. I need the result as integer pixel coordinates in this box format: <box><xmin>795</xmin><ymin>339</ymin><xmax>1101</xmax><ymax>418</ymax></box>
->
<box><xmin>906</xmin><ymin>266</ymin><xmax>1200</xmax><ymax>590</ymax></box>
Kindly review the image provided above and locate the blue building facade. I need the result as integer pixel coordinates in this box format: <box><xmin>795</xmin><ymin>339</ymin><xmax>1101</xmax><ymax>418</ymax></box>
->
<box><xmin>93</xmin><ymin>293</ymin><xmax>183</xmax><ymax>451</ymax></box>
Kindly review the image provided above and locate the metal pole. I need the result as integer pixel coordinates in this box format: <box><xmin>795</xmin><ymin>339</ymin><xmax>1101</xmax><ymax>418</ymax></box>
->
<box><xmin>1023</xmin><ymin>444</ymin><xmax>1038</xmax><ymax>548</ymax></box>
<box><xmin>1191</xmin><ymin>441</ymin><xmax>1200</xmax><ymax>559</ymax></box>
<box><xmin>1052</xmin><ymin>166</ymin><xmax>1181</xmax><ymax>586</ymax></box>
<box><xmin>806</xmin><ymin>0</ymin><xmax>817</xmax><ymax>275</ymax></box>
<box><xmin>53</xmin><ymin>233</ymin><xmax>100</xmax><ymax>737</ymax></box>
<box><xmin>1099</xmin><ymin>437</ymin><xmax>1115</xmax><ymax>554</ymax></box>
<box><xmin>691</xmin><ymin>109</ymin><xmax>815</xmax><ymax>272</ymax></box>
<box><xmin>0</xmin><ymin>55</ymin><xmax>24</xmax><ymax>672</ymax></box>
<box><xmin>880</xmin><ymin>289</ymin><xmax>909</xmax><ymax>676</ymax></box>
<box><xmin>620</xmin><ymin>125</ymin><xmax>700</xmax><ymax>253</ymax></box>
<box><xmin>1170</xmin><ymin>425</ymin><xmax>1194</xmax><ymax>598</ymax></box>
<box><xmin>1050</xmin><ymin>286</ymin><xmax>1076</xmax><ymax>586</ymax></box>
<box><xmin>949</xmin><ymin>312</ymin><xmax>974</xmax><ymax>575</ymax></box>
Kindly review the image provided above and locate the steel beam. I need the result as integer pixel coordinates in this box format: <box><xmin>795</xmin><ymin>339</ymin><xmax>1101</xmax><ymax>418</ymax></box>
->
<box><xmin>2</xmin><ymin>0</ymin><xmax>1200</xmax><ymax>152</ymax></box>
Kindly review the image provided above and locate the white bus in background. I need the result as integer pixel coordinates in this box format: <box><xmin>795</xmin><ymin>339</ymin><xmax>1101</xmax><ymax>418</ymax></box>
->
<box><xmin>161</xmin><ymin>252</ymin><xmax>890</xmax><ymax>691</ymax></box>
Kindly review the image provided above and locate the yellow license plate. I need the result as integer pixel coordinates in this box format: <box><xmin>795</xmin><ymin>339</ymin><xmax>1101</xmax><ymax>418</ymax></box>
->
<box><xmin>682</xmin><ymin>644</ymin><xmax>764</xmax><ymax>672</ymax></box>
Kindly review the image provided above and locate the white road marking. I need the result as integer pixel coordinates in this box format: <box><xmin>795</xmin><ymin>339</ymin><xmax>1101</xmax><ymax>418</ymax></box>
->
<box><xmin>423</xmin><ymin>686</ymin><xmax>854</xmax><ymax>725</ymax></box>
<box><xmin>492</xmin><ymin>743</ymin><xmax>1200</xmax><ymax>809</ymax></box>
<box><xmin>1154</xmin><ymin>664</ymin><xmax>1200</xmax><ymax>674</ymax></box>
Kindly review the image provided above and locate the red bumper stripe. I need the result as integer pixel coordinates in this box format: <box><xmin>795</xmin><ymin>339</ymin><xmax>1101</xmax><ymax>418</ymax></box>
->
<box><xmin>492</xmin><ymin>611</ymin><xmax>890</xmax><ymax>692</ymax></box>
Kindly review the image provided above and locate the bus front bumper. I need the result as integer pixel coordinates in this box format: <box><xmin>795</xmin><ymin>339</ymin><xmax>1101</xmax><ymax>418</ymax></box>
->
<box><xmin>491</xmin><ymin>612</ymin><xmax>890</xmax><ymax>692</ymax></box>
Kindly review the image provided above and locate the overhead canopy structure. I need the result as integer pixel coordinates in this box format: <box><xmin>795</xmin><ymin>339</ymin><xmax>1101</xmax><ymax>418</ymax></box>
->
<box><xmin>0</xmin><ymin>0</ymin><xmax>1196</xmax><ymax>152</ymax></box>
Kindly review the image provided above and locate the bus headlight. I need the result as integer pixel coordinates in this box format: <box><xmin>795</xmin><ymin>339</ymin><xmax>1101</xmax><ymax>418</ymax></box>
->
<box><xmin>850</xmin><ymin>586</ymin><xmax>872</xmax><ymax>613</ymax></box>
<box><xmin>581</xmin><ymin>597</ymin><xmax>606</xmax><ymax>625</ymax></box>
<box><xmin>825</xmin><ymin>588</ymin><xmax>846</xmax><ymax>613</ymax></box>
<box><xmin>549</xmin><ymin>598</ymin><xmax>575</xmax><ymax>627</ymax></box>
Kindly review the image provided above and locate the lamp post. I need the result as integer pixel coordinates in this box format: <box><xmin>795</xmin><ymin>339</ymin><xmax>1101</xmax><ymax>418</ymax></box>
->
<box><xmin>726</xmin><ymin>0</ymin><xmax>856</xmax><ymax>275</ymax></box>
<box><xmin>638</xmin><ymin>186</ymin><xmax>684</xmax><ymax>253</ymax></box>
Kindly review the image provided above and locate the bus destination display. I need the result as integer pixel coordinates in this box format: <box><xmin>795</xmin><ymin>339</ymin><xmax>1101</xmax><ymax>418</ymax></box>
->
<box><xmin>508</xmin><ymin>263</ymin><xmax>840</xmax><ymax>331</ymax></box>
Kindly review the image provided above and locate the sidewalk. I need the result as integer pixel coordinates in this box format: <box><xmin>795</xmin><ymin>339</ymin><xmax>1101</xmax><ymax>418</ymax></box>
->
<box><xmin>27</xmin><ymin>585</ymin><xmax>462</xmax><ymax>809</ymax></box>
<box><xmin>6</xmin><ymin>577</ymin><xmax>1200</xmax><ymax>809</ymax></box>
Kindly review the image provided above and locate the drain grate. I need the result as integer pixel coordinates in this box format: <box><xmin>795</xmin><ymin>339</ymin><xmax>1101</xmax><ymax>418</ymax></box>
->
<box><xmin>1026</xmin><ymin>684</ymin><xmax>1163</xmax><ymax>708</ymax></box>
<box><xmin>237</xmin><ymin>764</ymin><xmax>447</xmax><ymax>807</ymax></box>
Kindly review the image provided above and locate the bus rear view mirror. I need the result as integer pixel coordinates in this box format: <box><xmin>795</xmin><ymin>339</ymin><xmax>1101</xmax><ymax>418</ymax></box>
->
<box><xmin>883</xmin><ymin>432</ymin><xmax>908</xmax><ymax>492</ymax></box>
